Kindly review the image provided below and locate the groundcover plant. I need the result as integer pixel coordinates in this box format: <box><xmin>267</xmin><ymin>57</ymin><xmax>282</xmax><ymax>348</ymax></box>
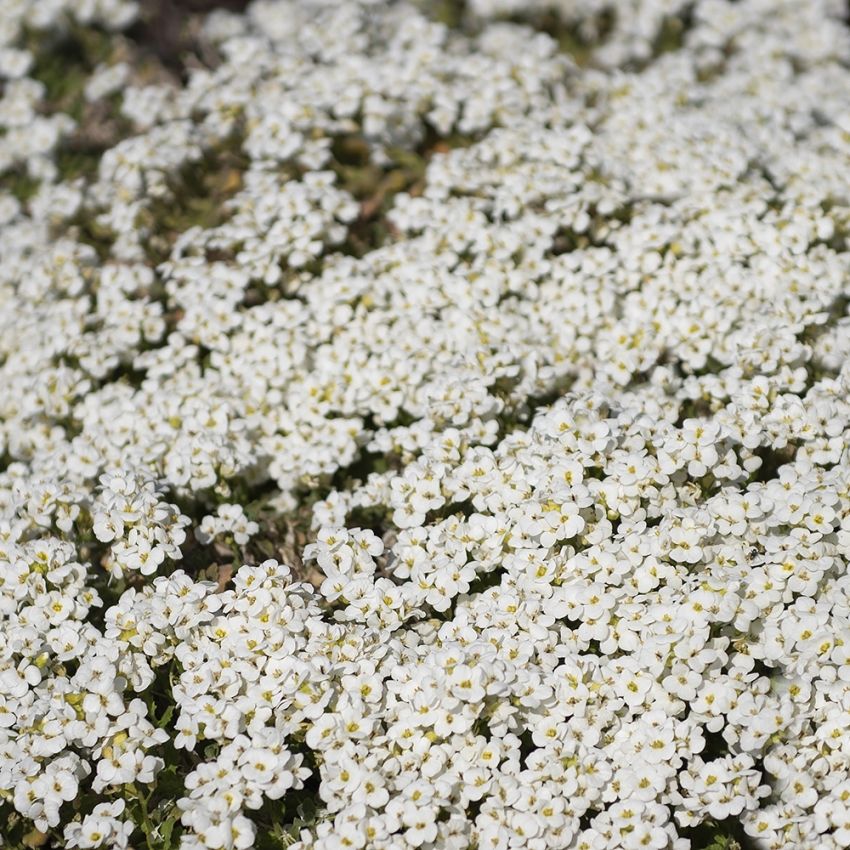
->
<box><xmin>3</xmin><ymin>0</ymin><xmax>850</xmax><ymax>848</ymax></box>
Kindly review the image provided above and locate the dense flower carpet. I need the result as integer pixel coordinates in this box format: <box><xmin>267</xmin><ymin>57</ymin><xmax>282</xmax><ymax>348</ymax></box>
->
<box><xmin>2</xmin><ymin>1</ymin><xmax>850</xmax><ymax>848</ymax></box>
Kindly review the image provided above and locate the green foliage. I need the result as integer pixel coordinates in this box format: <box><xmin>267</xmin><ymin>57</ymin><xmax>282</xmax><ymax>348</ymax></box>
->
<box><xmin>683</xmin><ymin>818</ymin><xmax>752</xmax><ymax>850</ymax></box>
<box><xmin>330</xmin><ymin>128</ymin><xmax>479</xmax><ymax>257</ymax></box>
<box><xmin>56</xmin><ymin>147</ymin><xmax>103</xmax><ymax>183</ymax></box>
<box><xmin>29</xmin><ymin>24</ymin><xmax>113</xmax><ymax>119</ymax></box>
<box><xmin>138</xmin><ymin>132</ymin><xmax>248</xmax><ymax>263</ymax></box>
<box><xmin>704</xmin><ymin>836</ymin><xmax>742</xmax><ymax>850</ymax></box>
<box><xmin>431</xmin><ymin>0</ymin><xmax>467</xmax><ymax>28</ymax></box>
<box><xmin>0</xmin><ymin>172</ymin><xmax>40</xmax><ymax>203</ymax></box>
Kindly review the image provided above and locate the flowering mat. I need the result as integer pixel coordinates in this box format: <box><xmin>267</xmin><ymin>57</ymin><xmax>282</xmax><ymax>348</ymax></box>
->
<box><xmin>2</xmin><ymin>1</ymin><xmax>850</xmax><ymax>849</ymax></box>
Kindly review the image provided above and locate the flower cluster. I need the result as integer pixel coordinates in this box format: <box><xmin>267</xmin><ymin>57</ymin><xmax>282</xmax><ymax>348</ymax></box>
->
<box><xmin>195</xmin><ymin>504</ymin><xmax>259</xmax><ymax>548</ymax></box>
<box><xmin>2</xmin><ymin>0</ymin><xmax>850</xmax><ymax>849</ymax></box>
<box><xmin>92</xmin><ymin>470</ymin><xmax>190</xmax><ymax>578</ymax></box>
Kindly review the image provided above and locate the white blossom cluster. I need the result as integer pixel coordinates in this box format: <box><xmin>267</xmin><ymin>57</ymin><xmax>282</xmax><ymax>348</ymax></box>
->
<box><xmin>2</xmin><ymin>0</ymin><xmax>850</xmax><ymax>848</ymax></box>
<box><xmin>0</xmin><ymin>0</ymin><xmax>137</xmax><ymax>179</ymax></box>
<box><xmin>195</xmin><ymin>503</ymin><xmax>259</xmax><ymax>548</ymax></box>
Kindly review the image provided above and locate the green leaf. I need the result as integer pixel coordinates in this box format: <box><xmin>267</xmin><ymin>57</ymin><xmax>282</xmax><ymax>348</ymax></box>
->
<box><xmin>156</xmin><ymin>763</ymin><xmax>185</xmax><ymax>798</ymax></box>
<box><xmin>156</xmin><ymin>704</ymin><xmax>175</xmax><ymax>729</ymax></box>
<box><xmin>160</xmin><ymin>813</ymin><xmax>180</xmax><ymax>849</ymax></box>
<box><xmin>702</xmin><ymin>831</ymin><xmax>741</xmax><ymax>850</ymax></box>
